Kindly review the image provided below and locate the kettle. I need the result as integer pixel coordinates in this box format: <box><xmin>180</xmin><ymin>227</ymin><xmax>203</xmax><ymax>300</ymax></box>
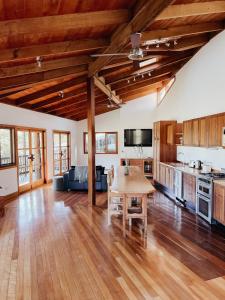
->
<box><xmin>195</xmin><ymin>160</ymin><xmax>202</xmax><ymax>170</ymax></box>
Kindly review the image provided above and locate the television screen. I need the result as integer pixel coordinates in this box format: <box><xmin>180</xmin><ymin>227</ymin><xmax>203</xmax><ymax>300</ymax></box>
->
<box><xmin>124</xmin><ymin>129</ymin><xmax>152</xmax><ymax>147</ymax></box>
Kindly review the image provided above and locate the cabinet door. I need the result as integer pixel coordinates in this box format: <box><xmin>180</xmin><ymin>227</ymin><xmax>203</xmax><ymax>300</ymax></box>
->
<box><xmin>192</xmin><ymin>119</ymin><xmax>199</xmax><ymax>146</ymax></box>
<box><xmin>183</xmin><ymin>173</ymin><xmax>196</xmax><ymax>207</ymax></box>
<box><xmin>169</xmin><ymin>167</ymin><xmax>174</xmax><ymax>191</ymax></box>
<box><xmin>207</xmin><ymin>115</ymin><xmax>218</xmax><ymax>147</ymax></box>
<box><xmin>159</xmin><ymin>164</ymin><xmax>166</xmax><ymax>186</ymax></box>
<box><xmin>213</xmin><ymin>183</ymin><xmax>225</xmax><ymax>225</ymax></box>
<box><xmin>199</xmin><ymin>118</ymin><xmax>207</xmax><ymax>147</ymax></box>
<box><xmin>217</xmin><ymin>114</ymin><xmax>225</xmax><ymax>146</ymax></box>
<box><xmin>183</xmin><ymin>120</ymin><xmax>192</xmax><ymax>146</ymax></box>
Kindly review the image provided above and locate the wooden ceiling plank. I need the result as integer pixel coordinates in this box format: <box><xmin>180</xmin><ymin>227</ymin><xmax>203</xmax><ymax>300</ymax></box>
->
<box><xmin>0</xmin><ymin>10</ymin><xmax>129</xmax><ymax>36</ymax></box>
<box><xmin>142</xmin><ymin>22</ymin><xmax>223</xmax><ymax>41</ymax></box>
<box><xmin>156</xmin><ymin>1</ymin><xmax>225</xmax><ymax>20</ymax></box>
<box><xmin>0</xmin><ymin>56</ymin><xmax>92</xmax><ymax>78</ymax></box>
<box><xmin>0</xmin><ymin>38</ymin><xmax>109</xmax><ymax>63</ymax></box>
<box><xmin>14</xmin><ymin>75</ymin><xmax>87</xmax><ymax>106</ymax></box>
<box><xmin>88</xmin><ymin>0</ymin><xmax>174</xmax><ymax>76</ymax></box>
<box><xmin>0</xmin><ymin>65</ymin><xmax>87</xmax><ymax>89</ymax></box>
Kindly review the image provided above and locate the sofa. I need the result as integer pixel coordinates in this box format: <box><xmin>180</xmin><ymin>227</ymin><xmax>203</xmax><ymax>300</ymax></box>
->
<box><xmin>63</xmin><ymin>166</ymin><xmax>107</xmax><ymax>192</ymax></box>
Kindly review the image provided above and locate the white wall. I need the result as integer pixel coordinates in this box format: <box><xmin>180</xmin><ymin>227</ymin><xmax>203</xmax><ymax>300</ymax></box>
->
<box><xmin>155</xmin><ymin>30</ymin><xmax>225</xmax><ymax>170</ymax></box>
<box><xmin>0</xmin><ymin>103</ymin><xmax>77</xmax><ymax>196</ymax></box>
<box><xmin>77</xmin><ymin>94</ymin><xmax>157</xmax><ymax>168</ymax></box>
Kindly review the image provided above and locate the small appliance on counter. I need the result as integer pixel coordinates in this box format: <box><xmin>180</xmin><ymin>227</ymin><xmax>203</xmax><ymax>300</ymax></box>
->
<box><xmin>195</xmin><ymin>160</ymin><xmax>202</xmax><ymax>170</ymax></box>
<box><xmin>189</xmin><ymin>160</ymin><xmax>195</xmax><ymax>168</ymax></box>
<box><xmin>201</xmin><ymin>162</ymin><xmax>212</xmax><ymax>173</ymax></box>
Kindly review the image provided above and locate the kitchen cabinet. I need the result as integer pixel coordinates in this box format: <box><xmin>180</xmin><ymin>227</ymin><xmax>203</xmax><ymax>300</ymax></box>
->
<box><xmin>217</xmin><ymin>113</ymin><xmax>225</xmax><ymax>146</ymax></box>
<box><xmin>207</xmin><ymin>115</ymin><xmax>218</xmax><ymax>147</ymax></box>
<box><xmin>153</xmin><ymin>121</ymin><xmax>177</xmax><ymax>181</ymax></box>
<box><xmin>213</xmin><ymin>183</ymin><xmax>225</xmax><ymax>225</ymax></box>
<box><xmin>192</xmin><ymin>119</ymin><xmax>199</xmax><ymax>146</ymax></box>
<box><xmin>183</xmin><ymin>120</ymin><xmax>192</xmax><ymax>146</ymax></box>
<box><xmin>183</xmin><ymin>173</ymin><xmax>196</xmax><ymax>208</ymax></box>
<box><xmin>199</xmin><ymin>117</ymin><xmax>207</xmax><ymax>147</ymax></box>
<box><xmin>159</xmin><ymin>163</ymin><xmax>175</xmax><ymax>192</ymax></box>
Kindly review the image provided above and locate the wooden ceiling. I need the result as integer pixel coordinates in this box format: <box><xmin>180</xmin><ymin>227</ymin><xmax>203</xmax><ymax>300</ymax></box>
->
<box><xmin>0</xmin><ymin>0</ymin><xmax>224</xmax><ymax>121</ymax></box>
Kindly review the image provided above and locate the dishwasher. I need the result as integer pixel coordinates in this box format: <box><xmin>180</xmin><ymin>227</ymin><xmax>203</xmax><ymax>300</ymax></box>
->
<box><xmin>174</xmin><ymin>169</ymin><xmax>185</xmax><ymax>205</ymax></box>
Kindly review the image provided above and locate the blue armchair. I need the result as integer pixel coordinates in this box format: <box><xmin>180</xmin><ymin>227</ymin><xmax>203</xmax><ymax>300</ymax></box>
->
<box><xmin>63</xmin><ymin>166</ymin><xmax>107</xmax><ymax>192</ymax></box>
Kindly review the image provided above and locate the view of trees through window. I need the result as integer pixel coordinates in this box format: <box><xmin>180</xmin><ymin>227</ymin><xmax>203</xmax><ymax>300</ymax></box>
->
<box><xmin>84</xmin><ymin>132</ymin><xmax>118</xmax><ymax>154</ymax></box>
<box><xmin>0</xmin><ymin>128</ymin><xmax>15</xmax><ymax>166</ymax></box>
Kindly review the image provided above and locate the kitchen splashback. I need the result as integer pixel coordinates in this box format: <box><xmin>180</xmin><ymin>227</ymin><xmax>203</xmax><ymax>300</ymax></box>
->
<box><xmin>177</xmin><ymin>146</ymin><xmax>225</xmax><ymax>171</ymax></box>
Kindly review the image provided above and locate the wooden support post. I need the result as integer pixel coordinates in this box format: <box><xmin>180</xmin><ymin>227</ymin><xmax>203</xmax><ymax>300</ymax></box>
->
<box><xmin>87</xmin><ymin>77</ymin><xmax>96</xmax><ymax>205</ymax></box>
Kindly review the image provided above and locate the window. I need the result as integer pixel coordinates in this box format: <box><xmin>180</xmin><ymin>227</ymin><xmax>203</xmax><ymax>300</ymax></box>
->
<box><xmin>0</xmin><ymin>127</ymin><xmax>15</xmax><ymax>167</ymax></box>
<box><xmin>53</xmin><ymin>131</ymin><xmax>70</xmax><ymax>175</ymax></box>
<box><xmin>84</xmin><ymin>132</ymin><xmax>118</xmax><ymax>154</ymax></box>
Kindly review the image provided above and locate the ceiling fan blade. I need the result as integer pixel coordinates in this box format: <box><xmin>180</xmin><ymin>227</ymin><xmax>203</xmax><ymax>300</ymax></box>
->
<box><xmin>90</xmin><ymin>53</ymin><xmax>129</xmax><ymax>57</ymax></box>
<box><xmin>130</xmin><ymin>33</ymin><xmax>142</xmax><ymax>49</ymax></box>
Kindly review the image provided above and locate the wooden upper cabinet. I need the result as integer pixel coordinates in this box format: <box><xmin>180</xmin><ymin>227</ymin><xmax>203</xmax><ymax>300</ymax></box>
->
<box><xmin>217</xmin><ymin>113</ymin><xmax>225</xmax><ymax>146</ymax></box>
<box><xmin>199</xmin><ymin>117</ymin><xmax>207</xmax><ymax>147</ymax></box>
<box><xmin>213</xmin><ymin>183</ymin><xmax>225</xmax><ymax>225</ymax></box>
<box><xmin>192</xmin><ymin>119</ymin><xmax>199</xmax><ymax>146</ymax></box>
<box><xmin>207</xmin><ymin>115</ymin><xmax>218</xmax><ymax>147</ymax></box>
<box><xmin>183</xmin><ymin>120</ymin><xmax>192</xmax><ymax>146</ymax></box>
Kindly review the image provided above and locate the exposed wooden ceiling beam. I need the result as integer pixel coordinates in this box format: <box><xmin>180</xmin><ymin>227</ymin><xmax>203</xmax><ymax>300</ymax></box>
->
<box><xmin>0</xmin><ymin>65</ymin><xmax>87</xmax><ymax>89</ymax></box>
<box><xmin>117</xmin><ymin>83</ymin><xmax>163</xmax><ymax>97</ymax></box>
<box><xmin>122</xmin><ymin>89</ymin><xmax>157</xmax><ymax>102</ymax></box>
<box><xmin>142</xmin><ymin>22</ymin><xmax>223</xmax><ymax>41</ymax></box>
<box><xmin>0</xmin><ymin>56</ymin><xmax>92</xmax><ymax>78</ymax></box>
<box><xmin>156</xmin><ymin>1</ymin><xmax>225</xmax><ymax>20</ymax></box>
<box><xmin>94</xmin><ymin>76</ymin><xmax>121</xmax><ymax>105</ymax></box>
<box><xmin>88</xmin><ymin>0</ymin><xmax>174</xmax><ymax>76</ymax></box>
<box><xmin>0</xmin><ymin>10</ymin><xmax>129</xmax><ymax>36</ymax></box>
<box><xmin>0</xmin><ymin>39</ymin><xmax>109</xmax><ymax>63</ymax></box>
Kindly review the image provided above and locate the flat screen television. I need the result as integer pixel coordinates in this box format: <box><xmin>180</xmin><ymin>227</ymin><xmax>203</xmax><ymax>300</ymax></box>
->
<box><xmin>124</xmin><ymin>129</ymin><xmax>152</xmax><ymax>147</ymax></box>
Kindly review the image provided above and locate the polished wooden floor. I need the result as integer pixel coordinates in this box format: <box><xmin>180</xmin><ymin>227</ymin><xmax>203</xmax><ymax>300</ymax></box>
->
<box><xmin>1</xmin><ymin>185</ymin><xmax>225</xmax><ymax>300</ymax></box>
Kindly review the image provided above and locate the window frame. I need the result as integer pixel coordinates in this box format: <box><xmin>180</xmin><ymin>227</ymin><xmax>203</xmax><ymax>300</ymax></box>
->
<box><xmin>0</xmin><ymin>125</ymin><xmax>16</xmax><ymax>169</ymax></box>
<box><xmin>83</xmin><ymin>132</ymin><xmax>118</xmax><ymax>154</ymax></box>
<box><xmin>53</xmin><ymin>130</ymin><xmax>71</xmax><ymax>176</ymax></box>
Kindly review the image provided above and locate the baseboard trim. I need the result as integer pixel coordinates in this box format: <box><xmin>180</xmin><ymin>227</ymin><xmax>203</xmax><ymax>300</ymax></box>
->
<box><xmin>0</xmin><ymin>191</ymin><xmax>18</xmax><ymax>217</ymax></box>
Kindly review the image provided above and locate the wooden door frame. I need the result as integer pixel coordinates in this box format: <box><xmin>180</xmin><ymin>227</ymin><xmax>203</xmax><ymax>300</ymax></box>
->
<box><xmin>16</xmin><ymin>126</ymin><xmax>47</xmax><ymax>194</ymax></box>
<box><xmin>52</xmin><ymin>130</ymin><xmax>71</xmax><ymax>176</ymax></box>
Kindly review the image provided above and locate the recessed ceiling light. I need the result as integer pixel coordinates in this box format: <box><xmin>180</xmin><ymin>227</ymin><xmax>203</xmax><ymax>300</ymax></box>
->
<box><xmin>36</xmin><ymin>56</ymin><xmax>42</xmax><ymax>68</ymax></box>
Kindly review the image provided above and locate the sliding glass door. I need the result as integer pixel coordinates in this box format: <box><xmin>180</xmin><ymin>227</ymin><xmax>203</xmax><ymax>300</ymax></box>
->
<box><xmin>53</xmin><ymin>131</ymin><xmax>70</xmax><ymax>176</ymax></box>
<box><xmin>17</xmin><ymin>129</ymin><xmax>45</xmax><ymax>193</ymax></box>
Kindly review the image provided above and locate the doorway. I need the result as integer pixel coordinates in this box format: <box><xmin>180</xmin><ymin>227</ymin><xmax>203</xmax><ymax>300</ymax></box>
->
<box><xmin>17</xmin><ymin>128</ymin><xmax>45</xmax><ymax>193</ymax></box>
<box><xmin>53</xmin><ymin>131</ymin><xmax>70</xmax><ymax>176</ymax></box>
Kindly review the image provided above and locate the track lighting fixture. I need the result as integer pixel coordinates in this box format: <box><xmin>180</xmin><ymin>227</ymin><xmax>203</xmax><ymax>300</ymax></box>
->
<box><xmin>146</xmin><ymin>45</ymin><xmax>149</xmax><ymax>50</ymax></box>
<box><xmin>165</xmin><ymin>42</ymin><xmax>170</xmax><ymax>47</ymax></box>
<box><xmin>156</xmin><ymin>44</ymin><xmax>160</xmax><ymax>48</ymax></box>
<box><xmin>174</xmin><ymin>40</ymin><xmax>178</xmax><ymax>46</ymax></box>
<box><xmin>133</xmin><ymin>77</ymin><xmax>136</xmax><ymax>82</ymax></box>
<box><xmin>36</xmin><ymin>56</ymin><xmax>42</xmax><ymax>68</ymax></box>
<box><xmin>127</xmin><ymin>79</ymin><xmax>130</xmax><ymax>84</ymax></box>
<box><xmin>141</xmin><ymin>74</ymin><xmax>144</xmax><ymax>79</ymax></box>
<box><xmin>59</xmin><ymin>91</ymin><xmax>64</xmax><ymax>99</ymax></box>
<box><xmin>148</xmin><ymin>72</ymin><xmax>151</xmax><ymax>77</ymax></box>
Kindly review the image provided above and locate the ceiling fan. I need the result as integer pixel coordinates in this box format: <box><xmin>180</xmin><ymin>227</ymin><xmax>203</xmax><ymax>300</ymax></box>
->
<box><xmin>91</xmin><ymin>33</ymin><xmax>146</xmax><ymax>61</ymax></box>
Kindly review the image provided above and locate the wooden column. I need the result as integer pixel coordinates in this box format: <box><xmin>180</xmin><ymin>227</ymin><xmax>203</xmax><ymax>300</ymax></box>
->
<box><xmin>87</xmin><ymin>77</ymin><xmax>96</xmax><ymax>205</ymax></box>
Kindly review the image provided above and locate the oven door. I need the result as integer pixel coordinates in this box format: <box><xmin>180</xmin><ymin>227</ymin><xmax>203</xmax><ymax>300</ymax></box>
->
<box><xmin>196</xmin><ymin>194</ymin><xmax>212</xmax><ymax>223</ymax></box>
<box><xmin>197</xmin><ymin>180</ymin><xmax>212</xmax><ymax>198</ymax></box>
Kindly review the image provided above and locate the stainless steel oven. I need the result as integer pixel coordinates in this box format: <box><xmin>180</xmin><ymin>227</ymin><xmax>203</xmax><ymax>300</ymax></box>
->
<box><xmin>196</xmin><ymin>176</ymin><xmax>213</xmax><ymax>223</ymax></box>
<box><xmin>197</xmin><ymin>177</ymin><xmax>212</xmax><ymax>198</ymax></box>
<box><xmin>196</xmin><ymin>193</ymin><xmax>212</xmax><ymax>223</ymax></box>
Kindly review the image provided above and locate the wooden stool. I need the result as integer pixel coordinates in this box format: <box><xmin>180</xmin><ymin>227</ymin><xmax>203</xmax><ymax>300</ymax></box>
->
<box><xmin>107</xmin><ymin>167</ymin><xmax>124</xmax><ymax>225</ymax></box>
<box><xmin>123</xmin><ymin>193</ymin><xmax>147</xmax><ymax>238</ymax></box>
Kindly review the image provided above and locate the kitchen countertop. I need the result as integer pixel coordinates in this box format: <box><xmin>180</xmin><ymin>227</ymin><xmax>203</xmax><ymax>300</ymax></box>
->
<box><xmin>160</xmin><ymin>162</ymin><xmax>202</xmax><ymax>176</ymax></box>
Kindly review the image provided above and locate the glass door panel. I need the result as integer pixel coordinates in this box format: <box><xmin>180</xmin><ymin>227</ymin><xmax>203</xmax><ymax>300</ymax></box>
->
<box><xmin>53</xmin><ymin>132</ymin><xmax>70</xmax><ymax>175</ymax></box>
<box><xmin>17</xmin><ymin>129</ymin><xmax>45</xmax><ymax>192</ymax></box>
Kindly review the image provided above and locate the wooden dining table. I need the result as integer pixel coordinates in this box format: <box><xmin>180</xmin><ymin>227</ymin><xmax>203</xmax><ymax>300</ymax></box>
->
<box><xmin>111</xmin><ymin>166</ymin><xmax>155</xmax><ymax>239</ymax></box>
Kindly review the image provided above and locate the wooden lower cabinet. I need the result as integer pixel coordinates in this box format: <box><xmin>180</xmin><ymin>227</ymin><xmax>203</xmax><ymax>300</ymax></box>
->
<box><xmin>159</xmin><ymin>163</ymin><xmax>174</xmax><ymax>192</ymax></box>
<box><xmin>183</xmin><ymin>173</ymin><xmax>196</xmax><ymax>208</ymax></box>
<box><xmin>213</xmin><ymin>183</ymin><xmax>225</xmax><ymax>225</ymax></box>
